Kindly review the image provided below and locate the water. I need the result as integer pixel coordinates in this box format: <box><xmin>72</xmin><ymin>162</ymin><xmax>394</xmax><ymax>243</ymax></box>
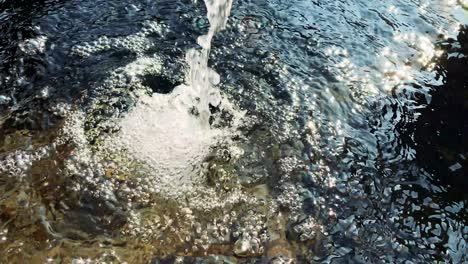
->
<box><xmin>0</xmin><ymin>0</ymin><xmax>467</xmax><ymax>263</ymax></box>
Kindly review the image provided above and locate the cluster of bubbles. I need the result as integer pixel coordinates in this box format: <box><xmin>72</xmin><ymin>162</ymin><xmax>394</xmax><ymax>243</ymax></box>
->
<box><xmin>71</xmin><ymin>21</ymin><xmax>165</xmax><ymax>58</ymax></box>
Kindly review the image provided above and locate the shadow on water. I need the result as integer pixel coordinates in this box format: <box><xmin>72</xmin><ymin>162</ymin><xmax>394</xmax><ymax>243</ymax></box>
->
<box><xmin>369</xmin><ymin>25</ymin><xmax>468</xmax><ymax>263</ymax></box>
<box><xmin>409</xmin><ymin>26</ymin><xmax>468</xmax><ymax>202</ymax></box>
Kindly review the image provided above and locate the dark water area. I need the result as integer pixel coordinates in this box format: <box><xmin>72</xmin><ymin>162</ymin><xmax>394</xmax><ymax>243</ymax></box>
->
<box><xmin>410</xmin><ymin>27</ymin><xmax>468</xmax><ymax>202</ymax></box>
<box><xmin>0</xmin><ymin>0</ymin><xmax>467</xmax><ymax>263</ymax></box>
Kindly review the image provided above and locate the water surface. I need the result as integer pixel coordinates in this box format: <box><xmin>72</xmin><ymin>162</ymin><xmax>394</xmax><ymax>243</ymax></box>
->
<box><xmin>0</xmin><ymin>0</ymin><xmax>467</xmax><ymax>263</ymax></box>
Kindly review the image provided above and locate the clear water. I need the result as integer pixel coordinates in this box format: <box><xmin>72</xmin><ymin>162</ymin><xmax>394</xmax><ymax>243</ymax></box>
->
<box><xmin>0</xmin><ymin>0</ymin><xmax>467</xmax><ymax>263</ymax></box>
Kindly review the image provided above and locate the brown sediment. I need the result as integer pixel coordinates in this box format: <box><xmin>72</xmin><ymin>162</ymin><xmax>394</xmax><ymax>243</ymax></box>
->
<box><xmin>266</xmin><ymin>239</ymin><xmax>294</xmax><ymax>259</ymax></box>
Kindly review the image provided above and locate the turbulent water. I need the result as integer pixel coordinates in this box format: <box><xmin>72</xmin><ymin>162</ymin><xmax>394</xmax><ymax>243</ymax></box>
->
<box><xmin>0</xmin><ymin>0</ymin><xmax>467</xmax><ymax>263</ymax></box>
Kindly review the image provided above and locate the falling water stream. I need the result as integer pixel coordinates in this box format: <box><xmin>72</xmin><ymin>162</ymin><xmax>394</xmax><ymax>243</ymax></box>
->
<box><xmin>185</xmin><ymin>0</ymin><xmax>233</xmax><ymax>127</ymax></box>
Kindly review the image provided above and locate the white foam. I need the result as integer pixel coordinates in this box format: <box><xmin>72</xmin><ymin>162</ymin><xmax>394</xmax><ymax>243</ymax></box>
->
<box><xmin>110</xmin><ymin>90</ymin><xmax>226</xmax><ymax>186</ymax></box>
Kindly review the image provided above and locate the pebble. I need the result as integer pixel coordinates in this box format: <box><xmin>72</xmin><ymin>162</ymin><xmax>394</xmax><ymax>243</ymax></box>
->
<box><xmin>233</xmin><ymin>237</ymin><xmax>253</xmax><ymax>257</ymax></box>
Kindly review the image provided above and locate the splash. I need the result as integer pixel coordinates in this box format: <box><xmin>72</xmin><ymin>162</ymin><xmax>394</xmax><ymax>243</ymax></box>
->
<box><xmin>112</xmin><ymin>93</ymin><xmax>225</xmax><ymax>186</ymax></box>
<box><xmin>107</xmin><ymin>0</ymin><xmax>239</xmax><ymax>187</ymax></box>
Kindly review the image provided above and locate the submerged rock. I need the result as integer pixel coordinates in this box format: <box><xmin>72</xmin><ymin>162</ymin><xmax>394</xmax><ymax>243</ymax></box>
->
<box><xmin>233</xmin><ymin>237</ymin><xmax>252</xmax><ymax>257</ymax></box>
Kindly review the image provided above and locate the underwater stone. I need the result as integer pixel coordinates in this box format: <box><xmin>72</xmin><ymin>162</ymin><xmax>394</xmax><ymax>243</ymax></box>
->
<box><xmin>233</xmin><ymin>237</ymin><xmax>252</xmax><ymax>256</ymax></box>
<box><xmin>269</xmin><ymin>256</ymin><xmax>295</xmax><ymax>264</ymax></box>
